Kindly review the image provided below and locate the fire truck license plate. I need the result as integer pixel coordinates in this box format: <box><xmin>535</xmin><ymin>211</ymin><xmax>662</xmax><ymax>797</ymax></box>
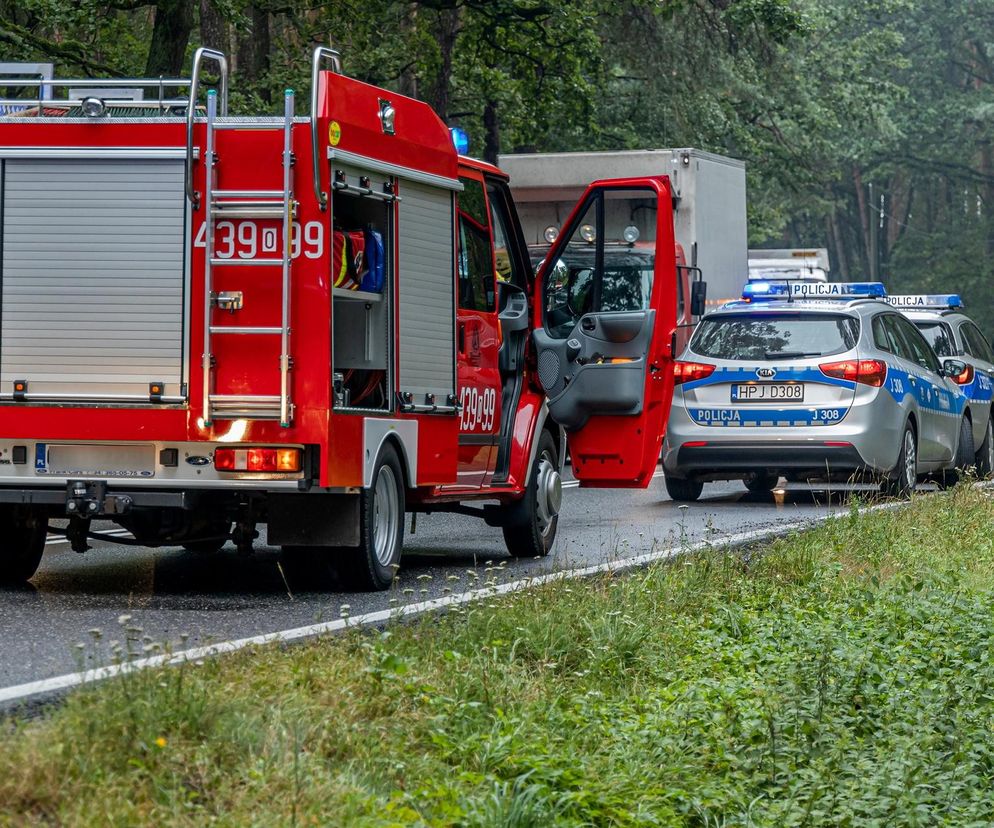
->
<box><xmin>35</xmin><ymin>444</ymin><xmax>155</xmax><ymax>478</ymax></box>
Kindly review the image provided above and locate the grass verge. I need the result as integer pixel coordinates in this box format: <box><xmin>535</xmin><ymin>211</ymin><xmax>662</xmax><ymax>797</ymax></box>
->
<box><xmin>4</xmin><ymin>487</ymin><xmax>994</xmax><ymax>826</ymax></box>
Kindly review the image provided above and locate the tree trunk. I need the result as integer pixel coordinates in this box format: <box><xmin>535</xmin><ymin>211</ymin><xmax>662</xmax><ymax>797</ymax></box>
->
<box><xmin>199</xmin><ymin>0</ymin><xmax>227</xmax><ymax>52</ymax></box>
<box><xmin>483</xmin><ymin>99</ymin><xmax>500</xmax><ymax>165</ymax></box>
<box><xmin>828</xmin><ymin>210</ymin><xmax>849</xmax><ymax>279</ymax></box>
<box><xmin>145</xmin><ymin>0</ymin><xmax>195</xmax><ymax>77</ymax></box>
<box><xmin>236</xmin><ymin>5</ymin><xmax>271</xmax><ymax>102</ymax></box>
<box><xmin>425</xmin><ymin>5</ymin><xmax>461</xmax><ymax>121</ymax></box>
<box><xmin>851</xmin><ymin>166</ymin><xmax>871</xmax><ymax>277</ymax></box>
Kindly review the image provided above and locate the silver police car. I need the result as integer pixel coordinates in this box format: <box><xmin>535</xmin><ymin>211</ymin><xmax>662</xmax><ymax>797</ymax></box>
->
<box><xmin>887</xmin><ymin>294</ymin><xmax>994</xmax><ymax>476</ymax></box>
<box><xmin>662</xmin><ymin>282</ymin><xmax>973</xmax><ymax>501</ymax></box>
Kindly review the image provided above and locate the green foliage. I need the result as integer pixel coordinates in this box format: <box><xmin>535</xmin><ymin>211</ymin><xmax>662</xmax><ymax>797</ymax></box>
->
<box><xmin>4</xmin><ymin>487</ymin><xmax>994</xmax><ymax>824</ymax></box>
<box><xmin>2</xmin><ymin>0</ymin><xmax>993</xmax><ymax>335</ymax></box>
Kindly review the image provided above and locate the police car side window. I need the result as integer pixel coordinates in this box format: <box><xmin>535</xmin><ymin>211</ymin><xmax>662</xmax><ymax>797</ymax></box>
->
<box><xmin>457</xmin><ymin>177</ymin><xmax>496</xmax><ymax>313</ymax></box>
<box><xmin>872</xmin><ymin>315</ymin><xmax>892</xmax><ymax>352</ymax></box>
<box><xmin>896</xmin><ymin>316</ymin><xmax>941</xmax><ymax>373</ymax></box>
<box><xmin>881</xmin><ymin>315</ymin><xmax>911</xmax><ymax>359</ymax></box>
<box><xmin>964</xmin><ymin>323</ymin><xmax>994</xmax><ymax>363</ymax></box>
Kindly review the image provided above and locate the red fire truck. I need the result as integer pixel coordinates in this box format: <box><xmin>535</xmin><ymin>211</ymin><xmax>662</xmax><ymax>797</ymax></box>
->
<box><xmin>0</xmin><ymin>47</ymin><xmax>680</xmax><ymax>590</ymax></box>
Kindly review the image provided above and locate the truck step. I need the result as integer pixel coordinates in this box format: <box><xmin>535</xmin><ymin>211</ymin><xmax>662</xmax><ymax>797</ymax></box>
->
<box><xmin>212</xmin><ymin>121</ymin><xmax>286</xmax><ymax>132</ymax></box>
<box><xmin>209</xmin><ymin>257</ymin><xmax>284</xmax><ymax>267</ymax></box>
<box><xmin>208</xmin><ymin>326</ymin><xmax>283</xmax><ymax>335</ymax></box>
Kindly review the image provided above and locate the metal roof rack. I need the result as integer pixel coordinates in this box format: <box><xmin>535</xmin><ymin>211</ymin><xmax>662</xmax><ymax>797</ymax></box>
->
<box><xmin>0</xmin><ymin>70</ymin><xmax>198</xmax><ymax>115</ymax></box>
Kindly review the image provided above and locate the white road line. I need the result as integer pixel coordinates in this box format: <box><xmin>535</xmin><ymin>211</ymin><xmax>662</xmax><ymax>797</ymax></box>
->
<box><xmin>0</xmin><ymin>499</ymin><xmax>902</xmax><ymax>707</ymax></box>
<box><xmin>46</xmin><ymin>529</ymin><xmax>134</xmax><ymax>546</ymax></box>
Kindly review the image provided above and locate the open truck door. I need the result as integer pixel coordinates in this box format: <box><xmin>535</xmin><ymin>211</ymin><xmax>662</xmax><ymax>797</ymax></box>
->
<box><xmin>533</xmin><ymin>177</ymin><xmax>679</xmax><ymax>487</ymax></box>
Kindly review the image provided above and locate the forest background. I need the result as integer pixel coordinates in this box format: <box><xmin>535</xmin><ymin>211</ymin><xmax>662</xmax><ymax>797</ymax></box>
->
<box><xmin>3</xmin><ymin>0</ymin><xmax>993</xmax><ymax>335</ymax></box>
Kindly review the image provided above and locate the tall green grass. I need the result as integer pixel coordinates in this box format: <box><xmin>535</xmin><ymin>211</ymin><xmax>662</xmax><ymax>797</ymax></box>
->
<box><xmin>4</xmin><ymin>487</ymin><xmax>994</xmax><ymax>826</ymax></box>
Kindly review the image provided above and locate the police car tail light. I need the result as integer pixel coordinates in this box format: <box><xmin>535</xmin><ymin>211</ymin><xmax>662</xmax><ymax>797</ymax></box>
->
<box><xmin>819</xmin><ymin>359</ymin><xmax>887</xmax><ymax>387</ymax></box>
<box><xmin>214</xmin><ymin>447</ymin><xmax>302</xmax><ymax>472</ymax></box>
<box><xmin>953</xmin><ymin>364</ymin><xmax>975</xmax><ymax>385</ymax></box>
<box><xmin>674</xmin><ymin>361</ymin><xmax>715</xmax><ymax>385</ymax></box>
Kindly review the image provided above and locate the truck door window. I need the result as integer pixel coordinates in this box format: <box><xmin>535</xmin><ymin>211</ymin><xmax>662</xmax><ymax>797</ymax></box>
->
<box><xmin>457</xmin><ymin>177</ymin><xmax>496</xmax><ymax>312</ymax></box>
<box><xmin>544</xmin><ymin>191</ymin><xmax>655</xmax><ymax>339</ymax></box>
<box><xmin>487</xmin><ymin>182</ymin><xmax>525</xmax><ymax>288</ymax></box>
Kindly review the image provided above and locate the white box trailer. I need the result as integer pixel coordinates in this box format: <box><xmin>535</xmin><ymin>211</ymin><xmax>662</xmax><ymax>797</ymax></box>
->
<box><xmin>748</xmin><ymin>248</ymin><xmax>830</xmax><ymax>282</ymax></box>
<box><xmin>498</xmin><ymin>148</ymin><xmax>748</xmax><ymax>309</ymax></box>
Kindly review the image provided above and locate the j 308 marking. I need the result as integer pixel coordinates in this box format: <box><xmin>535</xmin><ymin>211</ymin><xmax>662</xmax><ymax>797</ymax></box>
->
<box><xmin>194</xmin><ymin>220</ymin><xmax>324</xmax><ymax>260</ymax></box>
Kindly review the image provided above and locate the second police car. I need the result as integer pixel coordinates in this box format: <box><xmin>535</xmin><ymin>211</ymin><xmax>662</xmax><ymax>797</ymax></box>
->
<box><xmin>661</xmin><ymin>281</ymin><xmax>976</xmax><ymax>501</ymax></box>
<box><xmin>886</xmin><ymin>294</ymin><xmax>994</xmax><ymax>476</ymax></box>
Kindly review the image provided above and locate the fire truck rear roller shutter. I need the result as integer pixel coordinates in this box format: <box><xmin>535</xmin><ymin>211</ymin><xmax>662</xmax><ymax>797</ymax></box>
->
<box><xmin>397</xmin><ymin>180</ymin><xmax>456</xmax><ymax>407</ymax></box>
<box><xmin>1</xmin><ymin>158</ymin><xmax>186</xmax><ymax>401</ymax></box>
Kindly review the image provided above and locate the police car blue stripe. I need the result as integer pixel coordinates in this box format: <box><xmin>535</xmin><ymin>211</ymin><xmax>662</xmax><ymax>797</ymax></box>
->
<box><xmin>689</xmin><ymin>407</ymin><xmax>848</xmax><ymax>427</ymax></box>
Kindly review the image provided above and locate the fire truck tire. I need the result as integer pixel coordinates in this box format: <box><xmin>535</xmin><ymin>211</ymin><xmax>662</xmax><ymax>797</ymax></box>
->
<box><xmin>502</xmin><ymin>430</ymin><xmax>561</xmax><ymax>558</ymax></box>
<box><xmin>0</xmin><ymin>507</ymin><xmax>48</xmax><ymax>586</ymax></box>
<box><xmin>339</xmin><ymin>444</ymin><xmax>406</xmax><ymax>590</ymax></box>
<box><xmin>182</xmin><ymin>520</ymin><xmax>232</xmax><ymax>555</ymax></box>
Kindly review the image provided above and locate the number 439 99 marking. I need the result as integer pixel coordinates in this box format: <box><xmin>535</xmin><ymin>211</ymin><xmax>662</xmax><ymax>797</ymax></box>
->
<box><xmin>194</xmin><ymin>220</ymin><xmax>324</xmax><ymax>260</ymax></box>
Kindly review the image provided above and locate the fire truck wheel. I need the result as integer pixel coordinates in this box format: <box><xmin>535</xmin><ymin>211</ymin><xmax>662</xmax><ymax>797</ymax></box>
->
<box><xmin>502</xmin><ymin>430</ymin><xmax>561</xmax><ymax>558</ymax></box>
<box><xmin>340</xmin><ymin>444</ymin><xmax>406</xmax><ymax>590</ymax></box>
<box><xmin>0</xmin><ymin>507</ymin><xmax>48</xmax><ymax>586</ymax></box>
<box><xmin>182</xmin><ymin>520</ymin><xmax>232</xmax><ymax>555</ymax></box>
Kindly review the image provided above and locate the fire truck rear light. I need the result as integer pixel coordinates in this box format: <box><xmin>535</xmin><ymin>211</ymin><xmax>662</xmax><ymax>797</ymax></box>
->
<box><xmin>213</xmin><ymin>447</ymin><xmax>301</xmax><ymax>473</ymax></box>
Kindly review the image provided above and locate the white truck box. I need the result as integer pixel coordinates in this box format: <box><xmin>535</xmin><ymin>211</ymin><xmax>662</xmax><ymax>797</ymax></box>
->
<box><xmin>498</xmin><ymin>148</ymin><xmax>748</xmax><ymax>308</ymax></box>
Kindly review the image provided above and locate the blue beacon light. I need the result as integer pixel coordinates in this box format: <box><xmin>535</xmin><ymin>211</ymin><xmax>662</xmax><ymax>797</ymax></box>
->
<box><xmin>743</xmin><ymin>281</ymin><xmax>886</xmax><ymax>301</ymax></box>
<box><xmin>449</xmin><ymin>127</ymin><xmax>470</xmax><ymax>155</ymax></box>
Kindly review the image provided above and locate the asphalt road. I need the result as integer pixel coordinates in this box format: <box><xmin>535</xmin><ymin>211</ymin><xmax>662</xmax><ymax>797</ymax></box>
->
<box><xmin>0</xmin><ymin>475</ymin><xmax>873</xmax><ymax>692</ymax></box>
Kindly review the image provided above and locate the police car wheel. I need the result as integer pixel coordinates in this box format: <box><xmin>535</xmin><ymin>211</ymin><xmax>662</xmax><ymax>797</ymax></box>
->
<box><xmin>743</xmin><ymin>471</ymin><xmax>779</xmax><ymax>493</ymax></box>
<box><xmin>502</xmin><ymin>430</ymin><xmax>561</xmax><ymax>558</ymax></box>
<box><xmin>0</xmin><ymin>507</ymin><xmax>48</xmax><ymax>586</ymax></box>
<box><xmin>975</xmin><ymin>418</ymin><xmax>994</xmax><ymax>479</ymax></box>
<box><xmin>882</xmin><ymin>425</ymin><xmax>917</xmax><ymax>499</ymax></box>
<box><xmin>337</xmin><ymin>444</ymin><xmax>406</xmax><ymax>591</ymax></box>
<box><xmin>955</xmin><ymin>416</ymin><xmax>976</xmax><ymax>472</ymax></box>
<box><xmin>665</xmin><ymin>475</ymin><xmax>704</xmax><ymax>502</ymax></box>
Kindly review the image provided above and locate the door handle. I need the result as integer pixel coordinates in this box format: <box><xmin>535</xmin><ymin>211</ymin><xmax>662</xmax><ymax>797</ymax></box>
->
<box><xmin>458</xmin><ymin>323</ymin><xmax>466</xmax><ymax>353</ymax></box>
<box><xmin>580</xmin><ymin>317</ymin><xmax>596</xmax><ymax>332</ymax></box>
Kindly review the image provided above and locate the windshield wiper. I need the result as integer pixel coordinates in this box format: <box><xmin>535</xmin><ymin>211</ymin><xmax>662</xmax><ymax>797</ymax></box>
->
<box><xmin>763</xmin><ymin>350</ymin><xmax>822</xmax><ymax>359</ymax></box>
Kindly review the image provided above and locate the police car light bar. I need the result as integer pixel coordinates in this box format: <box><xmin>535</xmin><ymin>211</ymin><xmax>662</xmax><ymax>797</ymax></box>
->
<box><xmin>742</xmin><ymin>281</ymin><xmax>886</xmax><ymax>301</ymax></box>
<box><xmin>884</xmin><ymin>294</ymin><xmax>963</xmax><ymax>309</ymax></box>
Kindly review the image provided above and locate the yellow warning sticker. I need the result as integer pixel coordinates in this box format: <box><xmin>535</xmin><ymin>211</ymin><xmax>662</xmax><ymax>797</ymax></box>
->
<box><xmin>329</xmin><ymin>121</ymin><xmax>341</xmax><ymax>146</ymax></box>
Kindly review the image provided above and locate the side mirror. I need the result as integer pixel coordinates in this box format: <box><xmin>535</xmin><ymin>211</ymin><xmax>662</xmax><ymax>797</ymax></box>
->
<box><xmin>690</xmin><ymin>280</ymin><xmax>708</xmax><ymax>317</ymax></box>
<box><xmin>941</xmin><ymin>358</ymin><xmax>969</xmax><ymax>381</ymax></box>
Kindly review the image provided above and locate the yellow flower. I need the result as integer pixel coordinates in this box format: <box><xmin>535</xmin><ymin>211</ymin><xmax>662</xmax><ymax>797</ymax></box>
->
<box><xmin>154</xmin><ymin>737</ymin><xmax>167</xmax><ymax>748</ymax></box>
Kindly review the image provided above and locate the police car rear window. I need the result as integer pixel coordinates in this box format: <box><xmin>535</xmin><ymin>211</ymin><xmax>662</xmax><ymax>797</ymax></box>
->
<box><xmin>691</xmin><ymin>313</ymin><xmax>859</xmax><ymax>361</ymax></box>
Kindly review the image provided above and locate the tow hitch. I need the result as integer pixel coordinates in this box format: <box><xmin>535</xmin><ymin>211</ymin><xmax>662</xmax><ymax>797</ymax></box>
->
<box><xmin>65</xmin><ymin>480</ymin><xmax>133</xmax><ymax>518</ymax></box>
<box><xmin>63</xmin><ymin>481</ymin><xmax>134</xmax><ymax>553</ymax></box>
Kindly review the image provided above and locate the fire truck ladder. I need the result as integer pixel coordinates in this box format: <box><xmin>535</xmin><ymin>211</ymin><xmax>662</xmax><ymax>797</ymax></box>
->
<box><xmin>200</xmin><ymin>88</ymin><xmax>296</xmax><ymax>427</ymax></box>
